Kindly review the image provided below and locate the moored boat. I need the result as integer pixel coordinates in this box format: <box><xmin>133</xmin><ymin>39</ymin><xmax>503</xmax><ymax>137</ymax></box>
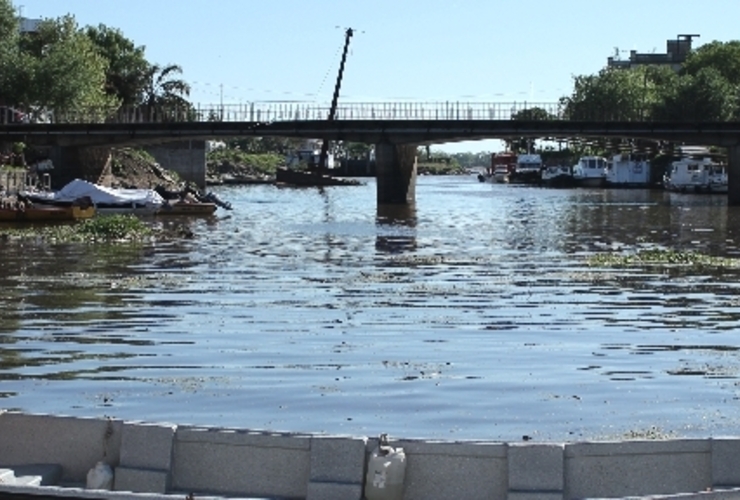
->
<box><xmin>664</xmin><ymin>157</ymin><xmax>727</xmax><ymax>193</ymax></box>
<box><xmin>0</xmin><ymin>203</ymin><xmax>95</xmax><ymax>222</ymax></box>
<box><xmin>510</xmin><ymin>153</ymin><xmax>543</xmax><ymax>184</ymax></box>
<box><xmin>605</xmin><ymin>153</ymin><xmax>651</xmax><ymax>188</ymax></box>
<box><xmin>21</xmin><ymin>179</ymin><xmax>165</xmax><ymax>216</ymax></box>
<box><xmin>541</xmin><ymin>164</ymin><xmax>574</xmax><ymax>188</ymax></box>
<box><xmin>572</xmin><ymin>156</ymin><xmax>607</xmax><ymax>188</ymax></box>
<box><xmin>275</xmin><ymin>166</ymin><xmax>361</xmax><ymax>187</ymax></box>
<box><xmin>156</xmin><ymin>200</ymin><xmax>218</xmax><ymax>216</ymax></box>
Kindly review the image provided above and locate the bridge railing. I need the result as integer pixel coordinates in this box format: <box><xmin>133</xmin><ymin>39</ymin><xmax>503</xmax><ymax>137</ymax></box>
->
<box><xmin>0</xmin><ymin>101</ymin><xmax>569</xmax><ymax>125</ymax></box>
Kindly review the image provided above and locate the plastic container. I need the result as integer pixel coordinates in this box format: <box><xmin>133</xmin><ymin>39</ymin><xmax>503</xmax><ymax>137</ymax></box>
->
<box><xmin>86</xmin><ymin>461</ymin><xmax>114</xmax><ymax>490</ymax></box>
<box><xmin>364</xmin><ymin>434</ymin><xmax>406</xmax><ymax>500</ymax></box>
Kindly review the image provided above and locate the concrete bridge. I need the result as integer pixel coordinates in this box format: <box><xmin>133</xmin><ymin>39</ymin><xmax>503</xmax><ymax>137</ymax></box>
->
<box><xmin>2</xmin><ymin>101</ymin><xmax>740</xmax><ymax>204</ymax></box>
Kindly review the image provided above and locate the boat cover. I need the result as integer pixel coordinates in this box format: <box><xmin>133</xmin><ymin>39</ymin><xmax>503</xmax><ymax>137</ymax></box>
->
<box><xmin>28</xmin><ymin>179</ymin><xmax>164</xmax><ymax>207</ymax></box>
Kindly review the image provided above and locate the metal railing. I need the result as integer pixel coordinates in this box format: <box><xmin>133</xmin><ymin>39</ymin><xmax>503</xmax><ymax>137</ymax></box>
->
<box><xmin>1</xmin><ymin>101</ymin><xmax>729</xmax><ymax>125</ymax></box>
<box><xmin>0</xmin><ymin>101</ymin><xmax>568</xmax><ymax>125</ymax></box>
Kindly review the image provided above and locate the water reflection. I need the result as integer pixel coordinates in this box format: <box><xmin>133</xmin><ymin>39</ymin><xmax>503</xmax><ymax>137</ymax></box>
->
<box><xmin>375</xmin><ymin>203</ymin><xmax>417</xmax><ymax>254</ymax></box>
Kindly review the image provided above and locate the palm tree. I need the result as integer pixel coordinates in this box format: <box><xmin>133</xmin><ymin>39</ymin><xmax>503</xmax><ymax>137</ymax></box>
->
<box><xmin>140</xmin><ymin>63</ymin><xmax>191</xmax><ymax>120</ymax></box>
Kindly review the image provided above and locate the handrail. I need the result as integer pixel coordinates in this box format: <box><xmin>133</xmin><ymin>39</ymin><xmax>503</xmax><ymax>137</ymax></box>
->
<box><xmin>0</xmin><ymin>101</ymin><xmax>730</xmax><ymax>124</ymax></box>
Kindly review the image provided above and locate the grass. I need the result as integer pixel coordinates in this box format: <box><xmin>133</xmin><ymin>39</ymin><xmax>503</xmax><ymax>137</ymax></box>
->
<box><xmin>588</xmin><ymin>248</ymin><xmax>740</xmax><ymax>268</ymax></box>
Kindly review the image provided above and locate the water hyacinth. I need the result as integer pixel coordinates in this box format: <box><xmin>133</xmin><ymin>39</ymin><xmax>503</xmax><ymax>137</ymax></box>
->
<box><xmin>0</xmin><ymin>214</ymin><xmax>154</xmax><ymax>243</ymax></box>
<box><xmin>588</xmin><ymin>248</ymin><xmax>740</xmax><ymax>268</ymax></box>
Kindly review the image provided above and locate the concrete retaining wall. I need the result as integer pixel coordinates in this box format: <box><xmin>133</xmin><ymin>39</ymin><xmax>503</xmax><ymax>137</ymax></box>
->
<box><xmin>2</xmin><ymin>411</ymin><xmax>740</xmax><ymax>500</ymax></box>
<box><xmin>145</xmin><ymin>140</ymin><xmax>206</xmax><ymax>189</ymax></box>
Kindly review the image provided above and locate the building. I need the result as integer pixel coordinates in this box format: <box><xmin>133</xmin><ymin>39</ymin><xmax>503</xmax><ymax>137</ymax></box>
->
<box><xmin>19</xmin><ymin>17</ymin><xmax>42</xmax><ymax>34</ymax></box>
<box><xmin>607</xmin><ymin>34</ymin><xmax>700</xmax><ymax>72</ymax></box>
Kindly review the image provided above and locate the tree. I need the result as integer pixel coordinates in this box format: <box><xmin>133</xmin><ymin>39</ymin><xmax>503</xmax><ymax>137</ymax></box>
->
<box><xmin>652</xmin><ymin>67</ymin><xmax>736</xmax><ymax>122</ymax></box>
<box><xmin>141</xmin><ymin>63</ymin><xmax>190</xmax><ymax>108</ymax></box>
<box><xmin>28</xmin><ymin>16</ymin><xmax>118</xmax><ymax>119</ymax></box>
<box><xmin>682</xmin><ymin>40</ymin><xmax>740</xmax><ymax>84</ymax></box>
<box><xmin>84</xmin><ymin>24</ymin><xmax>150</xmax><ymax>106</ymax></box>
<box><xmin>0</xmin><ymin>13</ymin><xmax>118</xmax><ymax>120</ymax></box>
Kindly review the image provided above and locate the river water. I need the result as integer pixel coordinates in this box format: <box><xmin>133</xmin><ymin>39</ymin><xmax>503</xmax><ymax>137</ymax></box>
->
<box><xmin>2</xmin><ymin>176</ymin><xmax>740</xmax><ymax>442</ymax></box>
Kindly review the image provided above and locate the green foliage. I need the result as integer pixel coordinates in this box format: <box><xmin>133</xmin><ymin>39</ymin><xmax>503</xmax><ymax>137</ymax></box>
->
<box><xmin>207</xmin><ymin>148</ymin><xmax>283</xmax><ymax>175</ymax></box>
<box><xmin>653</xmin><ymin>67</ymin><xmax>736</xmax><ymax>121</ymax></box>
<box><xmin>0</xmin><ymin>14</ymin><xmax>119</xmax><ymax>118</ymax></box>
<box><xmin>227</xmin><ymin>137</ymin><xmax>305</xmax><ymax>155</ymax></box>
<box><xmin>683</xmin><ymin>40</ymin><xmax>740</xmax><ymax>83</ymax></box>
<box><xmin>0</xmin><ymin>214</ymin><xmax>152</xmax><ymax>243</ymax></box>
<box><xmin>141</xmin><ymin>63</ymin><xmax>190</xmax><ymax>108</ymax></box>
<box><xmin>84</xmin><ymin>24</ymin><xmax>150</xmax><ymax>106</ymax></box>
<box><xmin>0</xmin><ymin>1</ymin><xmax>193</xmax><ymax>120</ymax></box>
<box><xmin>560</xmin><ymin>41</ymin><xmax>740</xmax><ymax>123</ymax></box>
<box><xmin>77</xmin><ymin>214</ymin><xmax>152</xmax><ymax>241</ymax></box>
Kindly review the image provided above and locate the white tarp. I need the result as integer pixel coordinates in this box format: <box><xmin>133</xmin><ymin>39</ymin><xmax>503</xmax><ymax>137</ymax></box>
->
<box><xmin>30</xmin><ymin>179</ymin><xmax>164</xmax><ymax>206</ymax></box>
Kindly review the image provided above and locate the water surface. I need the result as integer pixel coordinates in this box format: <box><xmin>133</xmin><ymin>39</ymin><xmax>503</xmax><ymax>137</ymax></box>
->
<box><xmin>2</xmin><ymin>177</ymin><xmax>740</xmax><ymax>442</ymax></box>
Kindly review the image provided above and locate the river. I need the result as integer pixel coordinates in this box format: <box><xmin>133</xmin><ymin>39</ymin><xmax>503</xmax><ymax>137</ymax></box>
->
<box><xmin>2</xmin><ymin>176</ymin><xmax>740</xmax><ymax>442</ymax></box>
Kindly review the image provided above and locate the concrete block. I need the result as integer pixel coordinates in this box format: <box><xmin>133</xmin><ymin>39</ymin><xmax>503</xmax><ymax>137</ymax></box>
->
<box><xmin>394</xmin><ymin>439</ymin><xmax>508</xmax><ymax>458</ymax></box>
<box><xmin>712</xmin><ymin>438</ymin><xmax>740</xmax><ymax>487</ymax></box>
<box><xmin>508</xmin><ymin>443</ymin><xmax>564</xmax><ymax>492</ymax></box>
<box><xmin>119</xmin><ymin>423</ymin><xmax>176</xmax><ymax>470</ymax></box>
<box><xmin>172</xmin><ymin>426</ymin><xmax>310</xmax><ymax>498</ymax></box>
<box><xmin>564</xmin><ymin>439</ymin><xmax>712</xmax><ymax>499</ymax></box>
<box><xmin>306</xmin><ymin>480</ymin><xmax>363</xmax><ymax>500</ymax></box>
<box><xmin>391</xmin><ymin>440</ymin><xmax>507</xmax><ymax>500</ymax></box>
<box><xmin>309</xmin><ymin>435</ymin><xmax>367</xmax><ymax>483</ymax></box>
<box><xmin>0</xmin><ymin>412</ymin><xmax>122</xmax><ymax>482</ymax></box>
<box><xmin>114</xmin><ymin>466</ymin><xmax>169</xmax><ymax>494</ymax></box>
<box><xmin>176</xmin><ymin>425</ymin><xmax>311</xmax><ymax>449</ymax></box>
<box><xmin>507</xmin><ymin>492</ymin><xmax>563</xmax><ymax>500</ymax></box>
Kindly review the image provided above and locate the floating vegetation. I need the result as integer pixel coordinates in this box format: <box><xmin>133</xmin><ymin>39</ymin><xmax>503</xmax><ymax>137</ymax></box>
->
<box><xmin>588</xmin><ymin>249</ymin><xmax>740</xmax><ymax>268</ymax></box>
<box><xmin>0</xmin><ymin>214</ymin><xmax>193</xmax><ymax>243</ymax></box>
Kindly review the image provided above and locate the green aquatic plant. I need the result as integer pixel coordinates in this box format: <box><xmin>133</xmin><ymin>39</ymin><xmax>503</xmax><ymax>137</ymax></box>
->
<box><xmin>589</xmin><ymin>248</ymin><xmax>740</xmax><ymax>268</ymax></box>
<box><xmin>77</xmin><ymin>214</ymin><xmax>152</xmax><ymax>241</ymax></box>
<box><xmin>0</xmin><ymin>214</ymin><xmax>154</xmax><ymax>243</ymax></box>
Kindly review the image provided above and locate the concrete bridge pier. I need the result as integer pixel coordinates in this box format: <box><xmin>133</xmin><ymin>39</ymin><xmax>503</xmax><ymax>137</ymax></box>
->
<box><xmin>729</xmin><ymin>145</ymin><xmax>740</xmax><ymax>206</ymax></box>
<box><xmin>375</xmin><ymin>142</ymin><xmax>418</xmax><ymax>204</ymax></box>
<box><xmin>50</xmin><ymin>146</ymin><xmax>112</xmax><ymax>189</ymax></box>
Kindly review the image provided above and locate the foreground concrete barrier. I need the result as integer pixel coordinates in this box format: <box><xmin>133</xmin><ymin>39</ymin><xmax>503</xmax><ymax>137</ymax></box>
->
<box><xmin>2</xmin><ymin>411</ymin><xmax>740</xmax><ymax>499</ymax></box>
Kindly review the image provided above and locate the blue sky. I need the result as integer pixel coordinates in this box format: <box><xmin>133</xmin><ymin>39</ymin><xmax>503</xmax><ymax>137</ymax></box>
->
<box><xmin>15</xmin><ymin>0</ymin><xmax>740</xmax><ymax>153</ymax></box>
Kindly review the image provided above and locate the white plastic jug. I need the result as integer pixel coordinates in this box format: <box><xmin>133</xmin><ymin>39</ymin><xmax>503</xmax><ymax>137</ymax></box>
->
<box><xmin>364</xmin><ymin>434</ymin><xmax>406</xmax><ymax>500</ymax></box>
<box><xmin>86</xmin><ymin>461</ymin><xmax>114</xmax><ymax>490</ymax></box>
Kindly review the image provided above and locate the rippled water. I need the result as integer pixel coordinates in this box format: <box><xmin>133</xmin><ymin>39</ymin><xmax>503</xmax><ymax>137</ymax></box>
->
<box><xmin>2</xmin><ymin>176</ymin><xmax>740</xmax><ymax>442</ymax></box>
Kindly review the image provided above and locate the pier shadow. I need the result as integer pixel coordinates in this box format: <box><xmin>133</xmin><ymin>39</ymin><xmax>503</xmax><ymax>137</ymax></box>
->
<box><xmin>375</xmin><ymin>203</ymin><xmax>417</xmax><ymax>254</ymax></box>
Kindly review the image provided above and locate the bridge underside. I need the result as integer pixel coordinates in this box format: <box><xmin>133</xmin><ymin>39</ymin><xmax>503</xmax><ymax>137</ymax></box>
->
<box><xmin>2</xmin><ymin>120</ymin><xmax>740</xmax><ymax>148</ymax></box>
<box><xmin>3</xmin><ymin>119</ymin><xmax>740</xmax><ymax>205</ymax></box>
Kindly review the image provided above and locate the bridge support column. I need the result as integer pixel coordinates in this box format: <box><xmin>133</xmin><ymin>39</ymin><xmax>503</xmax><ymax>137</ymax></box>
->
<box><xmin>50</xmin><ymin>145</ymin><xmax>112</xmax><ymax>189</ymax></box>
<box><xmin>729</xmin><ymin>145</ymin><xmax>740</xmax><ymax>206</ymax></box>
<box><xmin>375</xmin><ymin>142</ymin><xmax>417</xmax><ymax>204</ymax></box>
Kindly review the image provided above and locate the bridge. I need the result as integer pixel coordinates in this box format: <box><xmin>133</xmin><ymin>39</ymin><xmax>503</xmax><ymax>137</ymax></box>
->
<box><xmin>2</xmin><ymin>101</ymin><xmax>740</xmax><ymax>205</ymax></box>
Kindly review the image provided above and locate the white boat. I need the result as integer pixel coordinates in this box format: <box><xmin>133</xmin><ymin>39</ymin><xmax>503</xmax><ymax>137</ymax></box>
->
<box><xmin>21</xmin><ymin>179</ymin><xmax>165</xmax><ymax>215</ymax></box>
<box><xmin>605</xmin><ymin>153</ymin><xmax>652</xmax><ymax>188</ymax></box>
<box><xmin>541</xmin><ymin>165</ymin><xmax>574</xmax><ymax>187</ymax></box>
<box><xmin>510</xmin><ymin>153</ymin><xmax>542</xmax><ymax>184</ymax></box>
<box><xmin>664</xmin><ymin>157</ymin><xmax>728</xmax><ymax>193</ymax></box>
<box><xmin>285</xmin><ymin>140</ymin><xmax>335</xmax><ymax>170</ymax></box>
<box><xmin>478</xmin><ymin>151</ymin><xmax>516</xmax><ymax>183</ymax></box>
<box><xmin>572</xmin><ymin>156</ymin><xmax>607</xmax><ymax>188</ymax></box>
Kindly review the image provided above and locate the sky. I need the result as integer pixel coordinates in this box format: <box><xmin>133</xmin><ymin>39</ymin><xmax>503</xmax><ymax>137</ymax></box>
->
<box><xmin>14</xmin><ymin>0</ymin><xmax>740</xmax><ymax>153</ymax></box>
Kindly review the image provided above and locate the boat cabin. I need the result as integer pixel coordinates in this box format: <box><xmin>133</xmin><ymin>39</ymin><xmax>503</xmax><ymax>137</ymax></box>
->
<box><xmin>665</xmin><ymin>157</ymin><xmax>727</xmax><ymax>193</ymax></box>
<box><xmin>490</xmin><ymin>152</ymin><xmax>517</xmax><ymax>175</ymax></box>
<box><xmin>605</xmin><ymin>153</ymin><xmax>651</xmax><ymax>187</ymax></box>
<box><xmin>286</xmin><ymin>141</ymin><xmax>335</xmax><ymax>169</ymax></box>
